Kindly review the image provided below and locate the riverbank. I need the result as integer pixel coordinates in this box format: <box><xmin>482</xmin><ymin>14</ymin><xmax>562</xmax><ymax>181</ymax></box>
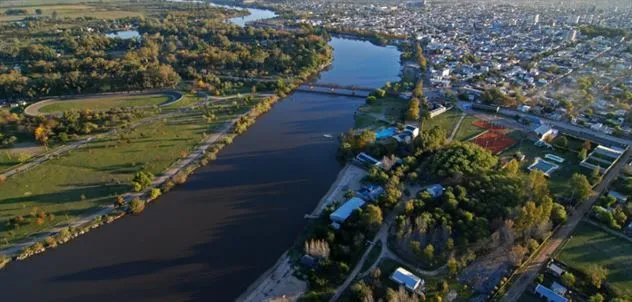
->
<box><xmin>238</xmin><ymin>164</ymin><xmax>368</xmax><ymax>301</ymax></box>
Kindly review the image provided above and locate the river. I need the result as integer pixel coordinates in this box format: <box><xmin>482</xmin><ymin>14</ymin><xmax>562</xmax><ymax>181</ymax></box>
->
<box><xmin>0</xmin><ymin>7</ymin><xmax>401</xmax><ymax>302</ymax></box>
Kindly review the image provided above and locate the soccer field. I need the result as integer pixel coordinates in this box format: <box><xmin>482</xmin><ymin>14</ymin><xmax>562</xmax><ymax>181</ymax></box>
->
<box><xmin>557</xmin><ymin>222</ymin><xmax>632</xmax><ymax>298</ymax></box>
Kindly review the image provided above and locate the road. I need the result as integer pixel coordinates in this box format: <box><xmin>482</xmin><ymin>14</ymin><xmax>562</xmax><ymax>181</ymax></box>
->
<box><xmin>500</xmin><ymin>147</ymin><xmax>632</xmax><ymax>302</ymax></box>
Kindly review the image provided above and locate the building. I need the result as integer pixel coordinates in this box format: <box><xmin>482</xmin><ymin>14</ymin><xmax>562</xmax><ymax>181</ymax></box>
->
<box><xmin>329</xmin><ymin>197</ymin><xmax>366</xmax><ymax>225</ymax></box>
<box><xmin>390</xmin><ymin>267</ymin><xmax>424</xmax><ymax>292</ymax></box>
<box><xmin>608</xmin><ymin>190</ymin><xmax>628</xmax><ymax>204</ymax></box>
<box><xmin>357</xmin><ymin>185</ymin><xmax>384</xmax><ymax>201</ymax></box>
<box><xmin>425</xmin><ymin>184</ymin><xmax>444</xmax><ymax>198</ymax></box>
<box><xmin>568</xmin><ymin>30</ymin><xmax>577</xmax><ymax>42</ymax></box>
<box><xmin>355</xmin><ymin>152</ymin><xmax>383</xmax><ymax>169</ymax></box>
<box><xmin>429</xmin><ymin>105</ymin><xmax>448</xmax><ymax>118</ymax></box>
<box><xmin>403</xmin><ymin>125</ymin><xmax>420</xmax><ymax>138</ymax></box>
<box><xmin>534</xmin><ymin>284</ymin><xmax>568</xmax><ymax>302</ymax></box>
<box><xmin>547</xmin><ymin>261</ymin><xmax>565</xmax><ymax>277</ymax></box>
<box><xmin>534</xmin><ymin>14</ymin><xmax>540</xmax><ymax>25</ymax></box>
<box><xmin>533</xmin><ymin>125</ymin><xmax>557</xmax><ymax>142</ymax></box>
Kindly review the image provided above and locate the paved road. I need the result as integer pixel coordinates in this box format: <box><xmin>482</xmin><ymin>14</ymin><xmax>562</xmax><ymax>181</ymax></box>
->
<box><xmin>500</xmin><ymin>147</ymin><xmax>632</xmax><ymax>302</ymax></box>
<box><xmin>497</xmin><ymin>107</ymin><xmax>632</xmax><ymax>147</ymax></box>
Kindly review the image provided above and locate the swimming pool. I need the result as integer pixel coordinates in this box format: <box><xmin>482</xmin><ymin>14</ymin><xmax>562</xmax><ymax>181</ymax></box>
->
<box><xmin>528</xmin><ymin>158</ymin><xmax>560</xmax><ymax>176</ymax></box>
<box><xmin>376</xmin><ymin>127</ymin><xmax>397</xmax><ymax>139</ymax></box>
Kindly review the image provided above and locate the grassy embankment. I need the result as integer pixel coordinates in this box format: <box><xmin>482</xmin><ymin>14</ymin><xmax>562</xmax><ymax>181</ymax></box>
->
<box><xmin>0</xmin><ymin>96</ymin><xmax>255</xmax><ymax>247</ymax></box>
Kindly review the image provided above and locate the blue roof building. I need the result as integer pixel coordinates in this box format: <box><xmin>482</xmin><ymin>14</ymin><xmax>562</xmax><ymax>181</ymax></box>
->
<box><xmin>329</xmin><ymin>197</ymin><xmax>366</xmax><ymax>224</ymax></box>
<box><xmin>390</xmin><ymin>267</ymin><xmax>424</xmax><ymax>292</ymax></box>
<box><xmin>535</xmin><ymin>284</ymin><xmax>568</xmax><ymax>302</ymax></box>
<box><xmin>425</xmin><ymin>184</ymin><xmax>445</xmax><ymax>198</ymax></box>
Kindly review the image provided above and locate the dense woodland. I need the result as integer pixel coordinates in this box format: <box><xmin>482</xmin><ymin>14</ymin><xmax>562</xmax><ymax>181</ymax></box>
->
<box><xmin>0</xmin><ymin>3</ymin><xmax>330</xmax><ymax>100</ymax></box>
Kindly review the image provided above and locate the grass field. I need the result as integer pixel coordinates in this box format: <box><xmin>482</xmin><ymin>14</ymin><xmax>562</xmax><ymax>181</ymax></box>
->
<box><xmin>0</xmin><ymin>4</ymin><xmax>143</xmax><ymax>22</ymax></box>
<box><xmin>426</xmin><ymin>109</ymin><xmax>462</xmax><ymax>135</ymax></box>
<box><xmin>0</xmin><ymin>106</ymin><xmax>239</xmax><ymax>247</ymax></box>
<box><xmin>557</xmin><ymin>222</ymin><xmax>632</xmax><ymax>298</ymax></box>
<box><xmin>37</xmin><ymin>94</ymin><xmax>170</xmax><ymax>114</ymax></box>
<box><xmin>0</xmin><ymin>151</ymin><xmax>21</xmax><ymax>171</ymax></box>
<box><xmin>454</xmin><ymin>115</ymin><xmax>485</xmax><ymax>141</ymax></box>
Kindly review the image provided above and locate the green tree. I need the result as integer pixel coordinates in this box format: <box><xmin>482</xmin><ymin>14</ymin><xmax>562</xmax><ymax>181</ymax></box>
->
<box><xmin>588</xmin><ymin>293</ymin><xmax>604</xmax><ymax>302</ymax></box>
<box><xmin>350</xmin><ymin>281</ymin><xmax>374</xmax><ymax>301</ymax></box>
<box><xmin>406</xmin><ymin>98</ymin><xmax>420</xmax><ymax>121</ymax></box>
<box><xmin>366</xmin><ymin>95</ymin><xmax>377</xmax><ymax>104</ymax></box>
<box><xmin>551</xmin><ymin>203</ymin><xmax>567</xmax><ymax>225</ymax></box>
<box><xmin>578</xmin><ymin>148</ymin><xmax>588</xmax><ymax>160</ymax></box>
<box><xmin>361</xmin><ymin>204</ymin><xmax>383</xmax><ymax>231</ymax></box>
<box><xmin>503</xmin><ymin>159</ymin><xmax>520</xmax><ymax>175</ymax></box>
<box><xmin>568</xmin><ymin>173</ymin><xmax>592</xmax><ymax>202</ymax></box>
<box><xmin>527</xmin><ymin>170</ymin><xmax>549</xmax><ymax>203</ymax></box>
<box><xmin>423</xmin><ymin>243</ymin><xmax>435</xmax><ymax>263</ymax></box>
<box><xmin>586</xmin><ymin>264</ymin><xmax>608</xmax><ymax>289</ymax></box>
<box><xmin>447</xmin><ymin>257</ymin><xmax>459</xmax><ymax>276</ymax></box>
<box><xmin>561</xmin><ymin>272</ymin><xmax>576</xmax><ymax>287</ymax></box>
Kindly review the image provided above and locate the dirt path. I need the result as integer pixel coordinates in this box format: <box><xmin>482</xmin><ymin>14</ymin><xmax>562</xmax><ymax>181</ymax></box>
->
<box><xmin>448</xmin><ymin>112</ymin><xmax>466</xmax><ymax>141</ymax></box>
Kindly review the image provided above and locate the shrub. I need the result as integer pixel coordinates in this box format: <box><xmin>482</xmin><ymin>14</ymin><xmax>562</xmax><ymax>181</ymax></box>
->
<box><xmin>44</xmin><ymin>236</ymin><xmax>57</xmax><ymax>248</ymax></box>
<box><xmin>129</xmin><ymin>198</ymin><xmax>145</xmax><ymax>215</ymax></box>
<box><xmin>173</xmin><ymin>173</ymin><xmax>188</xmax><ymax>184</ymax></box>
<box><xmin>149</xmin><ymin>188</ymin><xmax>161</xmax><ymax>200</ymax></box>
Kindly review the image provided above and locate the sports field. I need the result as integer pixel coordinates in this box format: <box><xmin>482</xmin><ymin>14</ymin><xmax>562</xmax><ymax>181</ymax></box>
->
<box><xmin>29</xmin><ymin>94</ymin><xmax>173</xmax><ymax>115</ymax></box>
<box><xmin>471</xmin><ymin>131</ymin><xmax>517</xmax><ymax>154</ymax></box>
<box><xmin>557</xmin><ymin>222</ymin><xmax>632</xmax><ymax>298</ymax></box>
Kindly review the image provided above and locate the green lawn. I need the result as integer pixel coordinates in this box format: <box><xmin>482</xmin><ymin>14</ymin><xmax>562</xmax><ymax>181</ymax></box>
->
<box><xmin>0</xmin><ymin>150</ymin><xmax>21</xmax><ymax>171</ymax></box>
<box><xmin>0</xmin><ymin>106</ymin><xmax>240</xmax><ymax>247</ymax></box>
<box><xmin>426</xmin><ymin>109</ymin><xmax>462</xmax><ymax>135</ymax></box>
<box><xmin>557</xmin><ymin>222</ymin><xmax>632</xmax><ymax>298</ymax></box>
<box><xmin>454</xmin><ymin>115</ymin><xmax>485</xmax><ymax>141</ymax></box>
<box><xmin>38</xmin><ymin>94</ymin><xmax>170</xmax><ymax>114</ymax></box>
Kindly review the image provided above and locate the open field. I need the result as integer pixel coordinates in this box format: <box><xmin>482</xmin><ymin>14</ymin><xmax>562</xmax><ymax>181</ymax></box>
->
<box><xmin>454</xmin><ymin>115</ymin><xmax>485</xmax><ymax>141</ymax></box>
<box><xmin>0</xmin><ymin>4</ymin><xmax>143</xmax><ymax>22</ymax></box>
<box><xmin>0</xmin><ymin>107</ymin><xmax>235</xmax><ymax>247</ymax></box>
<box><xmin>34</xmin><ymin>94</ymin><xmax>171</xmax><ymax>114</ymax></box>
<box><xmin>0</xmin><ymin>144</ymin><xmax>45</xmax><ymax>172</ymax></box>
<box><xmin>557</xmin><ymin>222</ymin><xmax>632</xmax><ymax>298</ymax></box>
<box><xmin>426</xmin><ymin>109</ymin><xmax>462</xmax><ymax>134</ymax></box>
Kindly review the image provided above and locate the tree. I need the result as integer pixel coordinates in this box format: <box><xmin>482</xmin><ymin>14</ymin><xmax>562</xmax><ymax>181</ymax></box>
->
<box><xmin>386</xmin><ymin>286</ymin><xmax>418</xmax><ymax>302</ymax></box>
<box><xmin>591</xmin><ymin>166</ymin><xmax>602</xmax><ymax>184</ymax></box>
<box><xmin>149</xmin><ymin>188</ymin><xmax>161</xmax><ymax>200</ymax></box>
<box><xmin>361</xmin><ymin>204</ymin><xmax>383</xmax><ymax>231</ymax></box>
<box><xmin>503</xmin><ymin>159</ymin><xmax>520</xmax><ymax>175</ymax></box>
<box><xmin>588</xmin><ymin>293</ymin><xmax>604</xmax><ymax>302</ymax></box>
<box><xmin>129</xmin><ymin>198</ymin><xmax>145</xmax><ymax>215</ymax></box>
<box><xmin>406</xmin><ymin>98</ymin><xmax>420</xmax><ymax>121</ymax></box>
<box><xmin>551</xmin><ymin>203</ymin><xmax>567</xmax><ymax>225</ymax></box>
<box><xmin>561</xmin><ymin>272</ymin><xmax>576</xmax><ymax>287</ymax></box>
<box><xmin>304</xmin><ymin>239</ymin><xmax>330</xmax><ymax>259</ymax></box>
<box><xmin>429</xmin><ymin>142</ymin><xmax>498</xmax><ymax>178</ymax></box>
<box><xmin>568</xmin><ymin>173</ymin><xmax>592</xmax><ymax>202</ymax></box>
<box><xmin>350</xmin><ymin>281</ymin><xmax>374</xmax><ymax>302</ymax></box>
<box><xmin>423</xmin><ymin>244</ymin><xmax>435</xmax><ymax>263</ymax></box>
<box><xmin>586</xmin><ymin>264</ymin><xmax>608</xmax><ymax>289</ymax></box>
<box><xmin>447</xmin><ymin>257</ymin><xmax>459</xmax><ymax>276</ymax></box>
<box><xmin>132</xmin><ymin>170</ymin><xmax>154</xmax><ymax>192</ymax></box>
<box><xmin>578</xmin><ymin>148</ymin><xmax>588</xmax><ymax>161</ymax></box>
<box><xmin>527</xmin><ymin>170</ymin><xmax>549</xmax><ymax>203</ymax></box>
<box><xmin>366</xmin><ymin>95</ymin><xmax>377</xmax><ymax>104</ymax></box>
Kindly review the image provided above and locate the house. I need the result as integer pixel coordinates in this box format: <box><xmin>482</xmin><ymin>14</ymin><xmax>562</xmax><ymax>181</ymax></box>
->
<box><xmin>403</xmin><ymin>125</ymin><xmax>420</xmax><ymax>138</ymax></box>
<box><xmin>534</xmin><ymin>284</ymin><xmax>568</xmax><ymax>302</ymax></box>
<box><xmin>533</xmin><ymin>124</ymin><xmax>558</xmax><ymax>142</ymax></box>
<box><xmin>608</xmin><ymin>191</ymin><xmax>628</xmax><ymax>204</ymax></box>
<box><xmin>390</xmin><ymin>267</ymin><xmax>424</xmax><ymax>292</ymax></box>
<box><xmin>547</xmin><ymin>262</ymin><xmax>565</xmax><ymax>277</ymax></box>
<box><xmin>355</xmin><ymin>152</ymin><xmax>383</xmax><ymax>169</ymax></box>
<box><xmin>329</xmin><ymin>197</ymin><xmax>366</xmax><ymax>225</ymax></box>
<box><xmin>429</xmin><ymin>105</ymin><xmax>448</xmax><ymax>118</ymax></box>
<box><xmin>357</xmin><ymin>185</ymin><xmax>384</xmax><ymax>201</ymax></box>
<box><xmin>425</xmin><ymin>184</ymin><xmax>445</xmax><ymax>198</ymax></box>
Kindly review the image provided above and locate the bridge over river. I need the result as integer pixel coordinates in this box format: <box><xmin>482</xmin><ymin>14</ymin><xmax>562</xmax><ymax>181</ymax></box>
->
<box><xmin>296</xmin><ymin>83</ymin><xmax>375</xmax><ymax>98</ymax></box>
